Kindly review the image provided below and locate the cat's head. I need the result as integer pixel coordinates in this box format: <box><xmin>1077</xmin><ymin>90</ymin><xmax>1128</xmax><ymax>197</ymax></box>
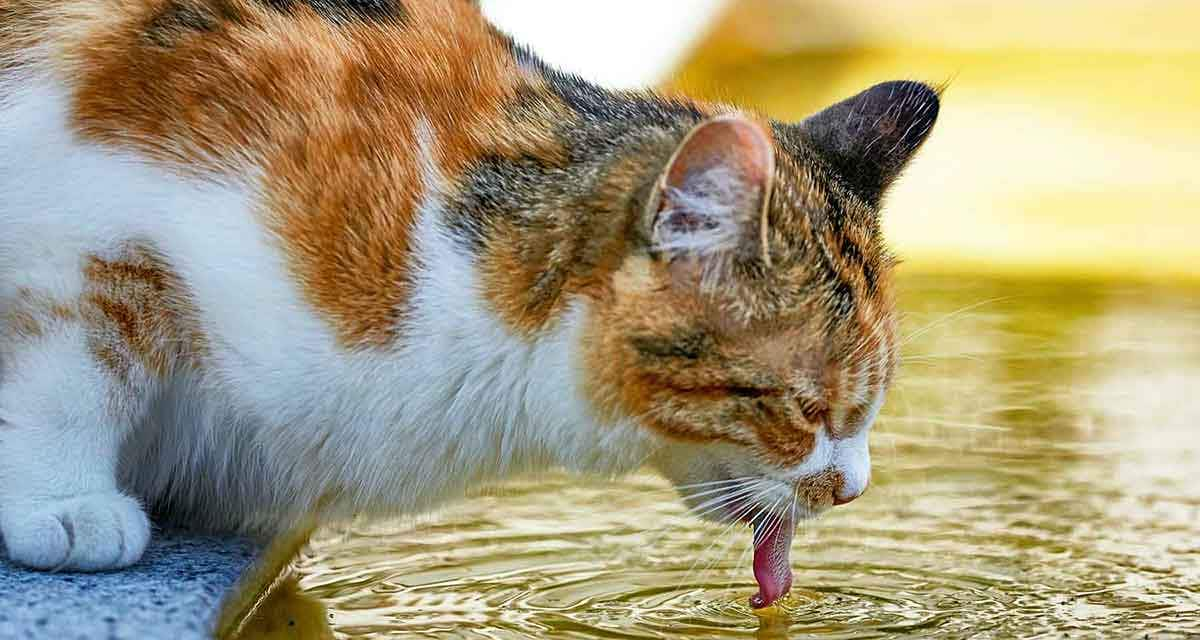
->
<box><xmin>581</xmin><ymin>81</ymin><xmax>939</xmax><ymax>524</ymax></box>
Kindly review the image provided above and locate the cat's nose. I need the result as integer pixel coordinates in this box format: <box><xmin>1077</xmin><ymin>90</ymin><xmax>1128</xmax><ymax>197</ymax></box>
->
<box><xmin>832</xmin><ymin>475</ymin><xmax>869</xmax><ymax>505</ymax></box>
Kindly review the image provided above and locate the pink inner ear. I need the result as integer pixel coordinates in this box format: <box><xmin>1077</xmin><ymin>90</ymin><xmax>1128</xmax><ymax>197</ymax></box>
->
<box><xmin>665</xmin><ymin>115</ymin><xmax>775</xmax><ymax>195</ymax></box>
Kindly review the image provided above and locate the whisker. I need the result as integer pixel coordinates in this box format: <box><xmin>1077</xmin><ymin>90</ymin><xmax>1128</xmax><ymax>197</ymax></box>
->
<box><xmin>631</xmin><ymin>477</ymin><xmax>755</xmax><ymax>500</ymax></box>
<box><xmin>723</xmin><ymin>529</ymin><xmax>756</xmax><ymax>593</ymax></box>
<box><xmin>673</xmin><ymin>476</ymin><xmax>759</xmax><ymax>491</ymax></box>
<box><xmin>899</xmin><ymin>352</ymin><xmax>988</xmax><ymax>363</ymax></box>
<box><xmin>900</xmin><ymin>296</ymin><xmax>1015</xmax><ymax>346</ymax></box>
<box><xmin>886</xmin><ymin>416</ymin><xmax>1013</xmax><ymax>432</ymax></box>
<box><xmin>685</xmin><ymin>492</ymin><xmax>753</xmax><ymax>517</ymax></box>
<box><xmin>675</xmin><ymin>491</ymin><xmax>763</xmax><ymax>592</ymax></box>
<box><xmin>752</xmin><ymin>495</ymin><xmax>787</xmax><ymax>549</ymax></box>
<box><xmin>678</xmin><ymin>477</ymin><xmax>759</xmax><ymax>503</ymax></box>
<box><xmin>710</xmin><ymin>490</ymin><xmax>764</xmax><ymax>531</ymax></box>
<box><xmin>631</xmin><ymin>479</ymin><xmax>761</xmax><ymax>576</ymax></box>
<box><xmin>681</xmin><ymin>521</ymin><xmax>746</xmax><ymax>592</ymax></box>
<box><xmin>686</xmin><ymin>482</ymin><xmax>763</xmax><ymax>521</ymax></box>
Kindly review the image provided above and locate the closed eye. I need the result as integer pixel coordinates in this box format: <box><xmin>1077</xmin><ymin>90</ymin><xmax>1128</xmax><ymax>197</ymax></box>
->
<box><xmin>726</xmin><ymin>385</ymin><xmax>776</xmax><ymax>399</ymax></box>
<box><xmin>660</xmin><ymin>381</ymin><xmax>779</xmax><ymax>399</ymax></box>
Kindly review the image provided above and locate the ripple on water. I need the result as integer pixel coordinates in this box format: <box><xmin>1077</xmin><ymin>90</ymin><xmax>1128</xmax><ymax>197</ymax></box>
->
<box><xmin>280</xmin><ymin>278</ymin><xmax>1200</xmax><ymax>639</ymax></box>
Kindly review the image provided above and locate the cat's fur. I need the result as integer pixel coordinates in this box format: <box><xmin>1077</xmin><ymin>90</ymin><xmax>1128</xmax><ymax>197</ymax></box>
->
<box><xmin>0</xmin><ymin>0</ymin><xmax>937</xmax><ymax>571</ymax></box>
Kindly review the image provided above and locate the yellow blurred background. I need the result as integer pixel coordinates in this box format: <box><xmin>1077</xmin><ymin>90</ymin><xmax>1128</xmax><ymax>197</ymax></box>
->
<box><xmin>488</xmin><ymin>0</ymin><xmax>1200</xmax><ymax>283</ymax></box>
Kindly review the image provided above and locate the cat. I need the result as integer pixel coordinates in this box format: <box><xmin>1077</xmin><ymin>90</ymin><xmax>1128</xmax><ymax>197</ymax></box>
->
<box><xmin>0</xmin><ymin>0</ymin><xmax>937</xmax><ymax>608</ymax></box>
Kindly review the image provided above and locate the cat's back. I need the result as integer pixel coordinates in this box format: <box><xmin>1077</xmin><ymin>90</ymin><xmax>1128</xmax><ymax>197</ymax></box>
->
<box><xmin>2</xmin><ymin>0</ymin><xmax>522</xmax><ymax>172</ymax></box>
<box><xmin>0</xmin><ymin>0</ymin><xmax>531</xmax><ymax>346</ymax></box>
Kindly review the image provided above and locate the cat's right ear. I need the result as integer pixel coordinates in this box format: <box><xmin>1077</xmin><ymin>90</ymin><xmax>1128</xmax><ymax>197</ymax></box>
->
<box><xmin>645</xmin><ymin>115</ymin><xmax>775</xmax><ymax>269</ymax></box>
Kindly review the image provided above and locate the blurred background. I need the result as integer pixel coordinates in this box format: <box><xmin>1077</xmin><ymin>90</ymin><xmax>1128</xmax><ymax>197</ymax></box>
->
<box><xmin>245</xmin><ymin>4</ymin><xmax>1200</xmax><ymax>638</ymax></box>
<box><xmin>483</xmin><ymin>0</ymin><xmax>1200</xmax><ymax>282</ymax></box>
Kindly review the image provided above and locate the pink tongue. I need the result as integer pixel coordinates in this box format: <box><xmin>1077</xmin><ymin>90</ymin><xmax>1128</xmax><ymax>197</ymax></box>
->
<box><xmin>749</xmin><ymin>511</ymin><xmax>795</xmax><ymax>609</ymax></box>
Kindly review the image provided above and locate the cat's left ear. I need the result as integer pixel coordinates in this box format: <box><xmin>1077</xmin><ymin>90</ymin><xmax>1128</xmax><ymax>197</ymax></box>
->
<box><xmin>645</xmin><ymin>115</ymin><xmax>774</xmax><ymax>266</ymax></box>
<box><xmin>797</xmin><ymin>80</ymin><xmax>940</xmax><ymax>206</ymax></box>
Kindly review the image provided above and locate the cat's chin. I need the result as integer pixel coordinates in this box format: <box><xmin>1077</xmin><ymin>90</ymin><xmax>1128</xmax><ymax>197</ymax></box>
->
<box><xmin>685</xmin><ymin>478</ymin><xmax>830</xmax><ymax>528</ymax></box>
<box><xmin>648</xmin><ymin>443</ymin><xmax>837</xmax><ymax>526</ymax></box>
<box><xmin>547</xmin><ymin>417</ymin><xmax>660</xmax><ymax>478</ymax></box>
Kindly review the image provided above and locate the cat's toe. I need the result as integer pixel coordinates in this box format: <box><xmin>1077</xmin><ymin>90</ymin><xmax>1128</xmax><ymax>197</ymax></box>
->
<box><xmin>2</xmin><ymin>493</ymin><xmax>150</xmax><ymax>571</ymax></box>
<box><xmin>111</xmin><ymin>495</ymin><xmax>153</xmax><ymax>567</ymax></box>
<box><xmin>1</xmin><ymin>510</ymin><xmax>72</xmax><ymax>570</ymax></box>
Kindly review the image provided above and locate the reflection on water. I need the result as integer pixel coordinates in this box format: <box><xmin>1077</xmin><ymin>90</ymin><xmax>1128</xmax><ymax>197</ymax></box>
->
<box><xmin>261</xmin><ymin>275</ymin><xmax>1200</xmax><ymax>638</ymax></box>
<box><xmin>228</xmin><ymin>574</ymin><xmax>334</xmax><ymax>640</ymax></box>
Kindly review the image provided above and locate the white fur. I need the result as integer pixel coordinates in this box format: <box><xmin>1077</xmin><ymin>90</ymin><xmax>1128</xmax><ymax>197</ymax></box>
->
<box><xmin>652</xmin><ymin>165</ymin><xmax>746</xmax><ymax>256</ymax></box>
<box><xmin>830</xmin><ymin>398</ymin><xmax>878</xmax><ymax>501</ymax></box>
<box><xmin>0</xmin><ymin>74</ymin><xmax>653</xmax><ymax>569</ymax></box>
<box><xmin>0</xmin><ymin>322</ymin><xmax>153</xmax><ymax>570</ymax></box>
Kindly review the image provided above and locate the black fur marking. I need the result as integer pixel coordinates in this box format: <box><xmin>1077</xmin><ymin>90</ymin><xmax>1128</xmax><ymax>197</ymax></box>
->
<box><xmin>143</xmin><ymin>0</ymin><xmax>240</xmax><ymax>46</ymax></box>
<box><xmin>803</xmin><ymin>228</ymin><xmax>858</xmax><ymax>320</ymax></box>
<box><xmin>838</xmin><ymin>235</ymin><xmax>863</xmax><ymax>266</ymax></box>
<box><xmin>835</xmin><ymin>222</ymin><xmax>878</xmax><ymax>294</ymax></box>
<box><xmin>547</xmin><ymin>73</ymin><xmax>704</xmax><ymax>131</ymax></box>
<box><xmin>632</xmin><ymin>331</ymin><xmax>714</xmax><ymax>361</ymax></box>
<box><xmin>839</xmin><ymin>235</ymin><xmax>878</xmax><ymax>294</ymax></box>
<box><xmin>771</xmin><ymin>122</ymin><xmax>885</xmax><ymax>298</ymax></box>
<box><xmin>831</xmin><ymin>280</ymin><xmax>856</xmax><ymax>317</ymax></box>
<box><xmin>448</xmin><ymin>61</ymin><xmax>703</xmax><ymax>256</ymax></box>
<box><xmin>449</xmin><ymin>152</ymin><xmax>560</xmax><ymax>251</ymax></box>
<box><xmin>516</xmin><ymin>46</ymin><xmax>705</xmax><ymax>140</ymax></box>
<box><xmin>824</xmin><ymin>192</ymin><xmax>848</xmax><ymax>236</ymax></box>
<box><xmin>258</xmin><ymin>0</ymin><xmax>405</xmax><ymax>25</ymax></box>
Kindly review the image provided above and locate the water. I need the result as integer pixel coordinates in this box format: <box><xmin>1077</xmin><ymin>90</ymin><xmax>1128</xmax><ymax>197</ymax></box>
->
<box><xmin>236</xmin><ymin>274</ymin><xmax>1200</xmax><ymax>639</ymax></box>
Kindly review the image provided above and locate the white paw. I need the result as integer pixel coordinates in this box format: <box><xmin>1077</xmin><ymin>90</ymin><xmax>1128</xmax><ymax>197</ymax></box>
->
<box><xmin>2</xmin><ymin>493</ymin><xmax>151</xmax><ymax>571</ymax></box>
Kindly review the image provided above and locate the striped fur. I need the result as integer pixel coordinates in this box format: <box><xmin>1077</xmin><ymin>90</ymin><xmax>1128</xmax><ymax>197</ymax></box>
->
<box><xmin>0</xmin><ymin>0</ymin><xmax>937</xmax><ymax>571</ymax></box>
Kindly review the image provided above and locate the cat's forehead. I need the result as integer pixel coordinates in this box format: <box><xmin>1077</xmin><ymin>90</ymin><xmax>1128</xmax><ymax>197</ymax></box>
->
<box><xmin>767</xmin><ymin>136</ymin><xmax>881</xmax><ymax>246</ymax></box>
<box><xmin>760</xmin><ymin>136</ymin><xmax>896</xmax><ymax>323</ymax></box>
<box><xmin>724</xmin><ymin>298</ymin><xmax>896</xmax><ymax>371</ymax></box>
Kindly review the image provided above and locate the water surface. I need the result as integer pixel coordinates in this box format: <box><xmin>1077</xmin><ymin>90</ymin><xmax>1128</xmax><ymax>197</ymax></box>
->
<box><xmin>276</xmin><ymin>275</ymin><xmax>1200</xmax><ymax>638</ymax></box>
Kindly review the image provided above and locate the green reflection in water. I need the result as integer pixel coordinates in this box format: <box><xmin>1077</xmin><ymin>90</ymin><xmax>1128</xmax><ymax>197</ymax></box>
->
<box><xmin>269</xmin><ymin>275</ymin><xmax>1200</xmax><ymax>638</ymax></box>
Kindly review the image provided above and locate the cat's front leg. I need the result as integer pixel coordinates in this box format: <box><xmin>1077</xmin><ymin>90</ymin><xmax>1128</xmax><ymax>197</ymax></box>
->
<box><xmin>0</xmin><ymin>323</ymin><xmax>152</xmax><ymax>571</ymax></box>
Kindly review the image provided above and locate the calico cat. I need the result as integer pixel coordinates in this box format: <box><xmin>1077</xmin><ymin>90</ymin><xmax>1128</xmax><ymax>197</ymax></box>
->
<box><xmin>0</xmin><ymin>0</ymin><xmax>937</xmax><ymax>608</ymax></box>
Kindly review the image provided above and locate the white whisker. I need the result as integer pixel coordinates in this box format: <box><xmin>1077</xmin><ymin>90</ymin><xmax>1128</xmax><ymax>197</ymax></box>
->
<box><xmin>900</xmin><ymin>296</ymin><xmax>1014</xmax><ymax>346</ymax></box>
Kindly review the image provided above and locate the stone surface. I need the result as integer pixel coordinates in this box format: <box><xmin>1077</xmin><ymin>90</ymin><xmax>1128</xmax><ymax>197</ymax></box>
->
<box><xmin>0</xmin><ymin>532</ymin><xmax>259</xmax><ymax>640</ymax></box>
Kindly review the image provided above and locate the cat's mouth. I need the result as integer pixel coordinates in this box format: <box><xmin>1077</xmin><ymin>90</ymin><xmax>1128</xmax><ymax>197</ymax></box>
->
<box><xmin>687</xmin><ymin>480</ymin><xmax>832</xmax><ymax>609</ymax></box>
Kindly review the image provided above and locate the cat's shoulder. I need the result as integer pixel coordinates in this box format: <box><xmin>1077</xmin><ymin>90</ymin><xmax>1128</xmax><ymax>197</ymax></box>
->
<box><xmin>1</xmin><ymin>0</ymin><xmax>494</xmax><ymax>56</ymax></box>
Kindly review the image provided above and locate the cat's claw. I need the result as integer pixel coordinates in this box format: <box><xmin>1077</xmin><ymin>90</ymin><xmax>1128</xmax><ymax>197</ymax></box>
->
<box><xmin>1</xmin><ymin>493</ymin><xmax>150</xmax><ymax>571</ymax></box>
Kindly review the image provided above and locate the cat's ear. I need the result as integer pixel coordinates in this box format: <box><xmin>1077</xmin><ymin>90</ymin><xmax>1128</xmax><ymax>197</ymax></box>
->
<box><xmin>646</xmin><ymin>115</ymin><xmax>774</xmax><ymax>266</ymax></box>
<box><xmin>797</xmin><ymin>80</ymin><xmax>940</xmax><ymax>205</ymax></box>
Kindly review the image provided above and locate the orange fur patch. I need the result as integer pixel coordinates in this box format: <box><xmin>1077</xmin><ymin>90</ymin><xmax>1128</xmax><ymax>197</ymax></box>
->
<box><xmin>0</xmin><ymin>0</ymin><xmax>46</xmax><ymax>69</ymax></box>
<box><xmin>46</xmin><ymin>0</ymin><xmax>525</xmax><ymax>346</ymax></box>
<box><xmin>81</xmin><ymin>245</ymin><xmax>205</xmax><ymax>382</ymax></box>
<box><xmin>1</xmin><ymin>245</ymin><xmax>202</xmax><ymax>385</ymax></box>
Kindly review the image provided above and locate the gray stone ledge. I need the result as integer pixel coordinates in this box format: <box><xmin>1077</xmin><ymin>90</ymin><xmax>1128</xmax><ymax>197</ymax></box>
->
<box><xmin>0</xmin><ymin>533</ymin><xmax>259</xmax><ymax>640</ymax></box>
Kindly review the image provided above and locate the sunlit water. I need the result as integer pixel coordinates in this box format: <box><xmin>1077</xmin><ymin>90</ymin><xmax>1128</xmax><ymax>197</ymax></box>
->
<box><xmin>251</xmin><ymin>275</ymin><xmax>1200</xmax><ymax>639</ymax></box>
